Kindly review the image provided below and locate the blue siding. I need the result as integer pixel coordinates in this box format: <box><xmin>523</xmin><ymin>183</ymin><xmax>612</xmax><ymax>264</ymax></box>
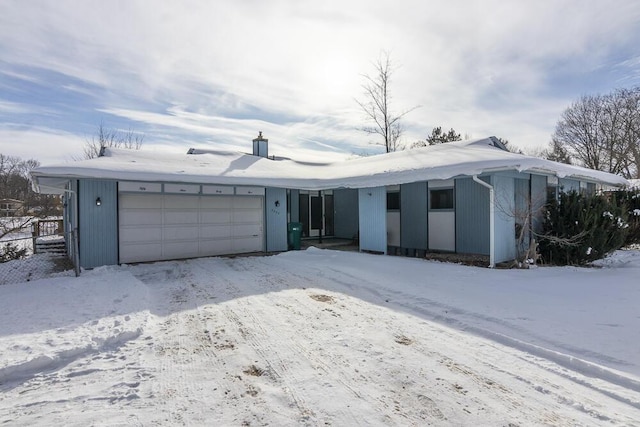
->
<box><xmin>400</xmin><ymin>182</ymin><xmax>428</xmax><ymax>250</ymax></box>
<box><xmin>78</xmin><ymin>179</ymin><xmax>118</xmax><ymax>268</ymax></box>
<box><xmin>493</xmin><ymin>175</ymin><xmax>516</xmax><ymax>263</ymax></box>
<box><xmin>265</xmin><ymin>187</ymin><xmax>287</xmax><ymax>252</ymax></box>
<box><xmin>531</xmin><ymin>175</ymin><xmax>547</xmax><ymax>233</ymax></box>
<box><xmin>455</xmin><ymin>177</ymin><xmax>490</xmax><ymax>255</ymax></box>
<box><xmin>334</xmin><ymin>189</ymin><xmax>359</xmax><ymax>239</ymax></box>
<box><xmin>358</xmin><ymin>187</ymin><xmax>386</xmax><ymax>253</ymax></box>
<box><xmin>559</xmin><ymin>178</ymin><xmax>579</xmax><ymax>193</ymax></box>
<box><xmin>289</xmin><ymin>189</ymin><xmax>299</xmax><ymax>223</ymax></box>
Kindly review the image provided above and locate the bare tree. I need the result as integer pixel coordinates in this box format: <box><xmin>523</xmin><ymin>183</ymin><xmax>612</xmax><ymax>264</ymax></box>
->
<box><xmin>356</xmin><ymin>52</ymin><xmax>417</xmax><ymax>152</ymax></box>
<box><xmin>0</xmin><ymin>155</ymin><xmax>60</xmax><ymax>243</ymax></box>
<box><xmin>552</xmin><ymin>88</ymin><xmax>640</xmax><ymax>178</ymax></box>
<box><xmin>80</xmin><ymin>123</ymin><xmax>144</xmax><ymax>160</ymax></box>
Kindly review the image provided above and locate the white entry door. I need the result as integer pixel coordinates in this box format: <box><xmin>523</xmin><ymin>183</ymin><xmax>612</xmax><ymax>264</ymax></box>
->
<box><xmin>119</xmin><ymin>193</ymin><xmax>263</xmax><ymax>263</ymax></box>
<box><xmin>428</xmin><ymin>180</ymin><xmax>455</xmax><ymax>252</ymax></box>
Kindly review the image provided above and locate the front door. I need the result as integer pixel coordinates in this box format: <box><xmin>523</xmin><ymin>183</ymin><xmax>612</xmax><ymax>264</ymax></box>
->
<box><xmin>299</xmin><ymin>191</ymin><xmax>334</xmax><ymax>238</ymax></box>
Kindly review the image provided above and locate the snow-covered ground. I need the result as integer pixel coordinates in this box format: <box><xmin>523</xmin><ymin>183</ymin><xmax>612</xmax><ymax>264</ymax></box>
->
<box><xmin>1</xmin><ymin>248</ymin><xmax>639</xmax><ymax>425</ymax></box>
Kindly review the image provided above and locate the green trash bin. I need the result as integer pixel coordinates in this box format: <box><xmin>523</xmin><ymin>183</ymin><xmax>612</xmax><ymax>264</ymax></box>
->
<box><xmin>288</xmin><ymin>222</ymin><xmax>302</xmax><ymax>250</ymax></box>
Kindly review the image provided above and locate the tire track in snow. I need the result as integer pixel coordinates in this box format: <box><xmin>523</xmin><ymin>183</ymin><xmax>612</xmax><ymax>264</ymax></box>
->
<box><xmin>272</xmin><ymin>257</ymin><xmax>640</xmax><ymax>407</ymax></box>
<box><xmin>193</xmin><ymin>259</ymin><xmax>322</xmax><ymax>424</ymax></box>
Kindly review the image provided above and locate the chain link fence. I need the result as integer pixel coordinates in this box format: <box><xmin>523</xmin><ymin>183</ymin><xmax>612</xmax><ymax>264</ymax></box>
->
<box><xmin>0</xmin><ymin>219</ymin><xmax>78</xmax><ymax>286</ymax></box>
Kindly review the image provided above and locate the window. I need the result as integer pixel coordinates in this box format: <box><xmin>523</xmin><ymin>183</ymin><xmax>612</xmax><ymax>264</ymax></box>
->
<box><xmin>430</xmin><ymin>188</ymin><xmax>454</xmax><ymax>210</ymax></box>
<box><xmin>387</xmin><ymin>191</ymin><xmax>400</xmax><ymax>211</ymax></box>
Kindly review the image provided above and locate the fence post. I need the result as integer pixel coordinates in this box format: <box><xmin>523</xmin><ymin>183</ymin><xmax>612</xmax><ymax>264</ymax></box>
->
<box><xmin>71</xmin><ymin>228</ymin><xmax>80</xmax><ymax>277</ymax></box>
<box><xmin>31</xmin><ymin>220</ymin><xmax>38</xmax><ymax>254</ymax></box>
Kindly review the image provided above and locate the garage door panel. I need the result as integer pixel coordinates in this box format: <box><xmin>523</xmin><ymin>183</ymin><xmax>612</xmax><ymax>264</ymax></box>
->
<box><xmin>120</xmin><ymin>210</ymin><xmax>162</xmax><ymax>226</ymax></box>
<box><xmin>200</xmin><ymin>225</ymin><xmax>232</xmax><ymax>239</ymax></box>
<box><xmin>200</xmin><ymin>239</ymin><xmax>233</xmax><ymax>255</ymax></box>
<box><xmin>120</xmin><ymin>194</ymin><xmax>162</xmax><ymax>209</ymax></box>
<box><xmin>233</xmin><ymin>223</ymin><xmax>262</xmax><ymax>237</ymax></box>
<box><xmin>164</xmin><ymin>211</ymin><xmax>198</xmax><ymax>224</ymax></box>
<box><xmin>234</xmin><ymin>197</ymin><xmax>262</xmax><ymax>209</ymax></box>
<box><xmin>201</xmin><ymin>196</ymin><xmax>233</xmax><ymax>208</ymax></box>
<box><xmin>164</xmin><ymin>195</ymin><xmax>199</xmax><ymax>208</ymax></box>
<box><xmin>163</xmin><ymin>225</ymin><xmax>199</xmax><ymax>240</ymax></box>
<box><xmin>120</xmin><ymin>243</ymin><xmax>162</xmax><ymax>263</ymax></box>
<box><xmin>120</xmin><ymin>227</ymin><xmax>162</xmax><ymax>243</ymax></box>
<box><xmin>232</xmin><ymin>237</ymin><xmax>262</xmax><ymax>253</ymax></box>
<box><xmin>120</xmin><ymin>193</ymin><xmax>263</xmax><ymax>263</ymax></box>
<box><xmin>234</xmin><ymin>210</ymin><xmax>263</xmax><ymax>223</ymax></box>
<box><xmin>163</xmin><ymin>241</ymin><xmax>199</xmax><ymax>259</ymax></box>
<box><xmin>200</xmin><ymin>210</ymin><xmax>232</xmax><ymax>224</ymax></box>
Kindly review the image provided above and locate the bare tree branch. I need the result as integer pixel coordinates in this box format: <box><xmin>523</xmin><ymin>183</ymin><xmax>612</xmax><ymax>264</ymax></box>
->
<box><xmin>355</xmin><ymin>51</ymin><xmax>418</xmax><ymax>152</ymax></box>
<box><xmin>76</xmin><ymin>123</ymin><xmax>145</xmax><ymax>160</ymax></box>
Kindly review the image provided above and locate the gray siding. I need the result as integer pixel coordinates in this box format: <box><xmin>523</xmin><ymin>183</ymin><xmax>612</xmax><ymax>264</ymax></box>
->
<box><xmin>334</xmin><ymin>189</ymin><xmax>359</xmax><ymax>239</ymax></box>
<box><xmin>78</xmin><ymin>179</ymin><xmax>118</xmax><ymax>268</ymax></box>
<box><xmin>559</xmin><ymin>178</ymin><xmax>579</xmax><ymax>193</ymax></box>
<box><xmin>493</xmin><ymin>175</ymin><xmax>516</xmax><ymax>263</ymax></box>
<box><xmin>400</xmin><ymin>182</ymin><xmax>428</xmax><ymax>250</ymax></box>
<box><xmin>531</xmin><ymin>175</ymin><xmax>547</xmax><ymax>233</ymax></box>
<box><xmin>289</xmin><ymin>189</ymin><xmax>299</xmax><ymax>223</ymax></box>
<box><xmin>455</xmin><ymin>177</ymin><xmax>490</xmax><ymax>255</ymax></box>
<box><xmin>358</xmin><ymin>187</ymin><xmax>386</xmax><ymax>253</ymax></box>
<box><xmin>266</xmin><ymin>187</ymin><xmax>288</xmax><ymax>252</ymax></box>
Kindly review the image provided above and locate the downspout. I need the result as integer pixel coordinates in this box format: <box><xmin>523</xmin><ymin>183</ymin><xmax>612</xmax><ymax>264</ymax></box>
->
<box><xmin>472</xmin><ymin>175</ymin><xmax>495</xmax><ymax>268</ymax></box>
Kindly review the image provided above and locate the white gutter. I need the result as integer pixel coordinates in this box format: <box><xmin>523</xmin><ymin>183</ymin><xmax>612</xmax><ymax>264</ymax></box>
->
<box><xmin>472</xmin><ymin>175</ymin><xmax>495</xmax><ymax>268</ymax></box>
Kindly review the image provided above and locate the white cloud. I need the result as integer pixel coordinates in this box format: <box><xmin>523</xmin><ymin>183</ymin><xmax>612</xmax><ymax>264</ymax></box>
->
<box><xmin>0</xmin><ymin>125</ymin><xmax>85</xmax><ymax>164</ymax></box>
<box><xmin>1</xmin><ymin>0</ymin><xmax>640</xmax><ymax>162</ymax></box>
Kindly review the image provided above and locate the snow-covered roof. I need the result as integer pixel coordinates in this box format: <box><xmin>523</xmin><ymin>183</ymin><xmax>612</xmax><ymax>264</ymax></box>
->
<box><xmin>31</xmin><ymin>137</ymin><xmax>629</xmax><ymax>192</ymax></box>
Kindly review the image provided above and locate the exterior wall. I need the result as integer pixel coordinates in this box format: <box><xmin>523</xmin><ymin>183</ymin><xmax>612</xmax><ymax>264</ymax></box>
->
<box><xmin>78</xmin><ymin>179</ymin><xmax>118</xmax><ymax>268</ymax></box>
<box><xmin>358</xmin><ymin>187</ymin><xmax>386</xmax><ymax>253</ymax></box>
<box><xmin>559</xmin><ymin>178</ymin><xmax>580</xmax><ymax>193</ymax></box>
<box><xmin>530</xmin><ymin>174</ymin><xmax>547</xmax><ymax>234</ymax></box>
<box><xmin>493</xmin><ymin>175</ymin><xmax>516</xmax><ymax>263</ymax></box>
<box><xmin>265</xmin><ymin>187</ymin><xmax>287</xmax><ymax>252</ymax></box>
<box><xmin>400</xmin><ymin>182</ymin><xmax>428</xmax><ymax>250</ymax></box>
<box><xmin>455</xmin><ymin>177</ymin><xmax>490</xmax><ymax>255</ymax></box>
<box><xmin>333</xmin><ymin>189</ymin><xmax>359</xmax><ymax>239</ymax></box>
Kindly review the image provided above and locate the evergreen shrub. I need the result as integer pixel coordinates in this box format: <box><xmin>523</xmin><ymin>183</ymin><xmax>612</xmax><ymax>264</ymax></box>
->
<box><xmin>539</xmin><ymin>191</ymin><xmax>628</xmax><ymax>265</ymax></box>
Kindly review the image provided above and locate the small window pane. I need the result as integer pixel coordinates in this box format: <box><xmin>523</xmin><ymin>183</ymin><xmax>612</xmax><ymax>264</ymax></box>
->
<box><xmin>387</xmin><ymin>192</ymin><xmax>400</xmax><ymax>211</ymax></box>
<box><xmin>430</xmin><ymin>188</ymin><xmax>454</xmax><ymax>210</ymax></box>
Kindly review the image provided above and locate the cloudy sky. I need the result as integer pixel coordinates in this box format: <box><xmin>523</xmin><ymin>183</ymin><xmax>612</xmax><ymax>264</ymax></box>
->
<box><xmin>1</xmin><ymin>1</ymin><xmax>640</xmax><ymax>164</ymax></box>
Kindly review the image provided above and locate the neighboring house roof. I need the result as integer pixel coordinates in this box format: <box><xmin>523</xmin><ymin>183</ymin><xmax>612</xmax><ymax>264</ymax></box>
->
<box><xmin>31</xmin><ymin>137</ymin><xmax>629</xmax><ymax>193</ymax></box>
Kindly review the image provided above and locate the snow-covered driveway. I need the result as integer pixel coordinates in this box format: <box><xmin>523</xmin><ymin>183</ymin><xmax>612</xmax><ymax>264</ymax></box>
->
<box><xmin>1</xmin><ymin>248</ymin><xmax>639</xmax><ymax>425</ymax></box>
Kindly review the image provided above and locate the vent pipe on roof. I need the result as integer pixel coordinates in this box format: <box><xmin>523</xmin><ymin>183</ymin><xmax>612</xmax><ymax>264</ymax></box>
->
<box><xmin>252</xmin><ymin>131</ymin><xmax>269</xmax><ymax>158</ymax></box>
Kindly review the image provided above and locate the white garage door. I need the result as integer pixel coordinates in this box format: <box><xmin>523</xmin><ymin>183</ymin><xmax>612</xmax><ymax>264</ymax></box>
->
<box><xmin>119</xmin><ymin>193</ymin><xmax>264</xmax><ymax>263</ymax></box>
